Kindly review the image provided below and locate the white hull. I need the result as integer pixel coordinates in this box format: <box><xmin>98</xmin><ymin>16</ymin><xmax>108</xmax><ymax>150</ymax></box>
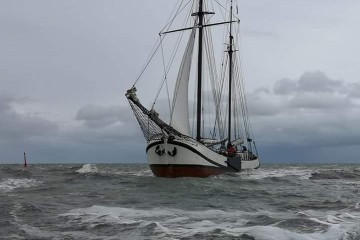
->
<box><xmin>146</xmin><ymin>137</ymin><xmax>260</xmax><ymax>177</ymax></box>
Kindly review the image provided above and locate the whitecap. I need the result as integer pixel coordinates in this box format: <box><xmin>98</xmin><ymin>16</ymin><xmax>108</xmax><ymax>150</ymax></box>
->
<box><xmin>75</xmin><ymin>164</ymin><xmax>153</xmax><ymax>177</ymax></box>
<box><xmin>296</xmin><ymin>211</ymin><xmax>311</xmax><ymax>217</ymax></box>
<box><xmin>326</xmin><ymin>215</ymin><xmax>342</xmax><ymax>224</ymax></box>
<box><xmin>153</xmin><ymin>221</ymin><xmax>171</xmax><ymax>234</ymax></box>
<box><xmin>356</xmin><ymin>202</ymin><xmax>360</xmax><ymax>209</ymax></box>
<box><xmin>0</xmin><ymin>178</ymin><xmax>41</xmax><ymax>193</ymax></box>
<box><xmin>338</xmin><ymin>213</ymin><xmax>359</xmax><ymax>220</ymax></box>
<box><xmin>76</xmin><ymin>164</ymin><xmax>98</xmax><ymax>174</ymax></box>
<box><xmin>60</xmin><ymin>205</ymin><xmax>176</xmax><ymax>219</ymax></box>
<box><xmin>112</xmin><ymin>169</ymin><xmax>153</xmax><ymax>177</ymax></box>
<box><xmin>241</xmin><ymin>167</ymin><xmax>314</xmax><ymax>180</ymax></box>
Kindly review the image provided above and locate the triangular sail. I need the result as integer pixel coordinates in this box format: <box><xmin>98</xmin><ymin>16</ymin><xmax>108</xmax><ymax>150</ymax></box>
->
<box><xmin>170</xmin><ymin>24</ymin><xmax>197</xmax><ymax>136</ymax></box>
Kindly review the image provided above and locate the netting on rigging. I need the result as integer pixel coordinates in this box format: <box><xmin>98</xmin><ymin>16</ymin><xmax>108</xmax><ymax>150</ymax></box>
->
<box><xmin>126</xmin><ymin>88</ymin><xmax>193</xmax><ymax>142</ymax></box>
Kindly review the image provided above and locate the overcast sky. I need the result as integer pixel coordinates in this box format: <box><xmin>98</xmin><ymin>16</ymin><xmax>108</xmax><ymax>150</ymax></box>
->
<box><xmin>1</xmin><ymin>0</ymin><xmax>359</xmax><ymax>164</ymax></box>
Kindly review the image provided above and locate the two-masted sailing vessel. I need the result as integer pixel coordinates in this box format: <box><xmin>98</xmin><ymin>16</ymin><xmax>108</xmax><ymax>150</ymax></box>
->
<box><xmin>126</xmin><ymin>0</ymin><xmax>260</xmax><ymax>177</ymax></box>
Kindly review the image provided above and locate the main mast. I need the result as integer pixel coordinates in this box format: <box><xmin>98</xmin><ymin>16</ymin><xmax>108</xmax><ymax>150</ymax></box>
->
<box><xmin>196</xmin><ymin>0</ymin><xmax>204</xmax><ymax>141</ymax></box>
<box><xmin>228</xmin><ymin>0</ymin><xmax>234</xmax><ymax>144</ymax></box>
<box><xmin>183</xmin><ymin>0</ymin><xmax>235</xmax><ymax>142</ymax></box>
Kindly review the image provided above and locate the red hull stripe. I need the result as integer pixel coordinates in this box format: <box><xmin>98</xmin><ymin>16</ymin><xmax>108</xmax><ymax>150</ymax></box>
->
<box><xmin>149</xmin><ymin>164</ymin><xmax>232</xmax><ymax>178</ymax></box>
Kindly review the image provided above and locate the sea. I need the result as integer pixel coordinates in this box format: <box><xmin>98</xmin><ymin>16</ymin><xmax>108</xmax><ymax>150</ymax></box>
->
<box><xmin>0</xmin><ymin>163</ymin><xmax>359</xmax><ymax>240</ymax></box>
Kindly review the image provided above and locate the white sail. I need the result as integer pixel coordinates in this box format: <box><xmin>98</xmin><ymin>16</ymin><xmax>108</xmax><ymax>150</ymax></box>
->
<box><xmin>170</xmin><ymin>24</ymin><xmax>197</xmax><ymax>136</ymax></box>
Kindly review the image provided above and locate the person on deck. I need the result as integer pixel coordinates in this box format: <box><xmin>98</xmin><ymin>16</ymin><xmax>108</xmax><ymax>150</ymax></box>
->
<box><xmin>227</xmin><ymin>143</ymin><xmax>237</xmax><ymax>157</ymax></box>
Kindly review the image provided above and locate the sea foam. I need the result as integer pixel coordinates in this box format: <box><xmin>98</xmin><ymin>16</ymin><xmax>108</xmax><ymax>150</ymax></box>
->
<box><xmin>59</xmin><ymin>205</ymin><xmax>360</xmax><ymax>240</ymax></box>
<box><xmin>76</xmin><ymin>164</ymin><xmax>98</xmax><ymax>174</ymax></box>
<box><xmin>241</xmin><ymin>167</ymin><xmax>314</xmax><ymax>180</ymax></box>
<box><xmin>75</xmin><ymin>164</ymin><xmax>153</xmax><ymax>177</ymax></box>
<box><xmin>0</xmin><ymin>178</ymin><xmax>41</xmax><ymax>193</ymax></box>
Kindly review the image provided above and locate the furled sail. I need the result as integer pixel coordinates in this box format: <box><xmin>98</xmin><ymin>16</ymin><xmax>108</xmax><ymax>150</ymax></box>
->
<box><xmin>170</xmin><ymin>24</ymin><xmax>197</xmax><ymax>136</ymax></box>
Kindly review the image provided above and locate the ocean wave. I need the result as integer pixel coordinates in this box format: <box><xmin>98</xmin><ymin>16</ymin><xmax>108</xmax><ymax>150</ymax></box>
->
<box><xmin>76</xmin><ymin>164</ymin><xmax>99</xmax><ymax>174</ymax></box>
<box><xmin>58</xmin><ymin>205</ymin><xmax>360</xmax><ymax>240</ymax></box>
<box><xmin>1</xmin><ymin>167</ymin><xmax>33</xmax><ymax>177</ymax></box>
<box><xmin>240</xmin><ymin>167</ymin><xmax>314</xmax><ymax>180</ymax></box>
<box><xmin>15</xmin><ymin>223</ymin><xmax>119</xmax><ymax>240</ymax></box>
<box><xmin>299</xmin><ymin>200</ymin><xmax>349</xmax><ymax>210</ymax></box>
<box><xmin>113</xmin><ymin>169</ymin><xmax>153</xmax><ymax>177</ymax></box>
<box><xmin>75</xmin><ymin>164</ymin><xmax>153</xmax><ymax>178</ymax></box>
<box><xmin>0</xmin><ymin>178</ymin><xmax>41</xmax><ymax>193</ymax></box>
<box><xmin>310</xmin><ymin>169</ymin><xmax>360</xmax><ymax>180</ymax></box>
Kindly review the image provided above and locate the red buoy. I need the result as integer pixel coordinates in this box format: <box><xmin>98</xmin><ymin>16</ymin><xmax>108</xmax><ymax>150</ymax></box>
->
<box><xmin>24</xmin><ymin>152</ymin><xmax>28</xmax><ymax>167</ymax></box>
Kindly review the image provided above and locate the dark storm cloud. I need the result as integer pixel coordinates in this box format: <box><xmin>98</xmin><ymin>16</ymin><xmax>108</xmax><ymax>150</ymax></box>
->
<box><xmin>252</xmin><ymin>108</ymin><xmax>360</xmax><ymax>163</ymax></box>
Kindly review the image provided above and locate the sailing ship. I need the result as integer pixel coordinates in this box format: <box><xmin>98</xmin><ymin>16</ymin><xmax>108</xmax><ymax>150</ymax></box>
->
<box><xmin>126</xmin><ymin>0</ymin><xmax>260</xmax><ymax>177</ymax></box>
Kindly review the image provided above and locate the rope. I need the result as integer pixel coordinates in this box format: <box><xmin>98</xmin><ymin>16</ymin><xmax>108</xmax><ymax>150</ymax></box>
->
<box><xmin>133</xmin><ymin>0</ymin><xmax>193</xmax><ymax>88</ymax></box>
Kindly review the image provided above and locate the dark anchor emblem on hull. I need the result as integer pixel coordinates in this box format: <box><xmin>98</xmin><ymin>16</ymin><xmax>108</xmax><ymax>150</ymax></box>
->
<box><xmin>168</xmin><ymin>147</ymin><xmax>177</xmax><ymax>156</ymax></box>
<box><xmin>155</xmin><ymin>145</ymin><xmax>165</xmax><ymax>156</ymax></box>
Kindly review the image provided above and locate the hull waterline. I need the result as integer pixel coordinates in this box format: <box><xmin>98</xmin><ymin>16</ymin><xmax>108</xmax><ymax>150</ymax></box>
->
<box><xmin>150</xmin><ymin>164</ymin><xmax>228</xmax><ymax>178</ymax></box>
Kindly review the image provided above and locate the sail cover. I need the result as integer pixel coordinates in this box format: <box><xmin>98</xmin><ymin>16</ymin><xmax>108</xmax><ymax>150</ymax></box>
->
<box><xmin>170</xmin><ymin>24</ymin><xmax>197</xmax><ymax>136</ymax></box>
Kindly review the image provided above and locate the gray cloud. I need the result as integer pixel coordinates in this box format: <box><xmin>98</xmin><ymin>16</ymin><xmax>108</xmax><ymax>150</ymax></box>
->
<box><xmin>247</xmin><ymin>71</ymin><xmax>360</xmax><ymax>163</ymax></box>
<box><xmin>76</xmin><ymin>104</ymin><xmax>133</xmax><ymax>128</ymax></box>
<box><xmin>274</xmin><ymin>71</ymin><xmax>343</xmax><ymax>95</ymax></box>
<box><xmin>269</xmin><ymin>71</ymin><xmax>358</xmax><ymax>110</ymax></box>
<box><xmin>0</xmin><ymin>94</ymin><xmax>145</xmax><ymax>163</ymax></box>
<box><xmin>288</xmin><ymin>92</ymin><xmax>352</xmax><ymax>109</ymax></box>
<box><xmin>298</xmin><ymin>71</ymin><xmax>342</xmax><ymax>93</ymax></box>
<box><xmin>72</xmin><ymin>104</ymin><xmax>144</xmax><ymax>144</ymax></box>
<box><xmin>0</xmin><ymin>94</ymin><xmax>58</xmax><ymax>143</ymax></box>
<box><xmin>247</xmin><ymin>90</ymin><xmax>282</xmax><ymax>116</ymax></box>
<box><xmin>347</xmin><ymin>82</ymin><xmax>360</xmax><ymax>98</ymax></box>
<box><xmin>273</xmin><ymin>78</ymin><xmax>297</xmax><ymax>95</ymax></box>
